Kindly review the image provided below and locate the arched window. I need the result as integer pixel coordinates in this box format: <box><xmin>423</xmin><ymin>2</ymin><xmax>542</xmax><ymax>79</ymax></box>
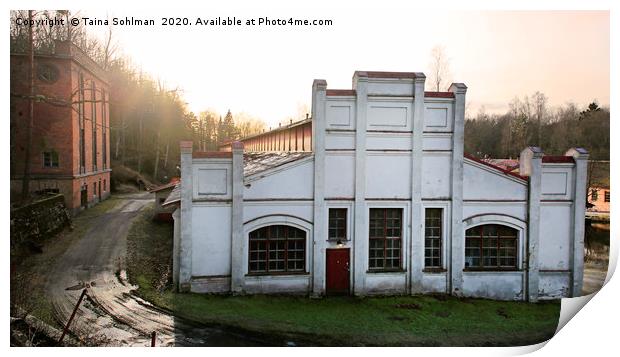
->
<box><xmin>248</xmin><ymin>225</ymin><xmax>306</xmax><ymax>274</ymax></box>
<box><xmin>465</xmin><ymin>224</ymin><xmax>518</xmax><ymax>270</ymax></box>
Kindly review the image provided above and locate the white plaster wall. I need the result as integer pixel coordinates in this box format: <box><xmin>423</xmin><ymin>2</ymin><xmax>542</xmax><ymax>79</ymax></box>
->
<box><xmin>326</xmin><ymin>99</ymin><xmax>356</xmax><ymax>130</ymax></box>
<box><xmin>462</xmin><ymin>272</ymin><xmax>524</xmax><ymax>300</ymax></box>
<box><xmin>325</xmin><ymin>153</ymin><xmax>355</xmax><ymax>198</ymax></box>
<box><xmin>192</xmin><ymin>160</ymin><xmax>232</xmax><ymax>200</ymax></box>
<box><xmin>463</xmin><ymin>203</ymin><xmax>528</xmax><ymax>222</ymax></box>
<box><xmin>538</xmin><ymin>203</ymin><xmax>573</xmax><ymax>270</ymax></box>
<box><xmin>191</xmin><ymin>276</ymin><xmax>231</xmax><ymax>294</ymax></box>
<box><xmin>422</xmin><ymin>273</ymin><xmax>448</xmax><ymax>293</ymax></box>
<box><xmin>463</xmin><ymin>161</ymin><xmax>528</xmax><ymax>200</ymax></box>
<box><xmin>244</xmin><ymin>160</ymin><xmax>314</xmax><ymax>199</ymax></box>
<box><xmin>191</xmin><ymin>204</ymin><xmax>232</xmax><ymax>277</ymax></box>
<box><xmin>421</xmin><ymin>153</ymin><xmax>452</xmax><ymax>198</ymax></box>
<box><xmin>422</xmin><ymin>133</ymin><xmax>453</xmax><ymax>151</ymax></box>
<box><xmin>423</xmin><ymin>101</ymin><xmax>454</xmax><ymax>132</ymax></box>
<box><xmin>538</xmin><ymin>272</ymin><xmax>570</xmax><ymax>299</ymax></box>
<box><xmin>366</xmin><ymin>132</ymin><xmax>412</xmax><ymax>151</ymax></box>
<box><xmin>243</xmin><ymin>275</ymin><xmax>311</xmax><ymax>294</ymax></box>
<box><xmin>325</xmin><ymin>132</ymin><xmax>355</xmax><ymax>150</ymax></box>
<box><xmin>367</xmin><ymin>99</ymin><xmax>412</xmax><ymax>131</ymax></box>
<box><xmin>243</xmin><ymin>202</ymin><xmax>314</xmax><ymax>225</ymax></box>
<box><xmin>366</xmin><ymin>81</ymin><xmax>414</xmax><ymax>96</ymax></box>
<box><xmin>541</xmin><ymin>165</ymin><xmax>574</xmax><ymax>200</ymax></box>
<box><xmin>365</xmin><ymin>273</ymin><xmax>407</xmax><ymax>295</ymax></box>
<box><xmin>365</xmin><ymin>153</ymin><xmax>411</xmax><ymax>198</ymax></box>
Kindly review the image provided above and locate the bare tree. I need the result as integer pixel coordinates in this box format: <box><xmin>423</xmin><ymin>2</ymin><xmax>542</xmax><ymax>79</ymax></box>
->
<box><xmin>21</xmin><ymin>10</ymin><xmax>35</xmax><ymax>200</ymax></box>
<box><xmin>101</xmin><ymin>25</ymin><xmax>117</xmax><ymax>70</ymax></box>
<box><xmin>428</xmin><ymin>45</ymin><xmax>451</xmax><ymax>92</ymax></box>
<box><xmin>532</xmin><ymin>91</ymin><xmax>548</xmax><ymax>146</ymax></box>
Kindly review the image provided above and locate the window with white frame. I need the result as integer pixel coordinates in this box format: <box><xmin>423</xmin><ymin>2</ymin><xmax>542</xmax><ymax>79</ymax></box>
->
<box><xmin>465</xmin><ymin>224</ymin><xmax>518</xmax><ymax>270</ymax></box>
<box><xmin>248</xmin><ymin>225</ymin><xmax>306</xmax><ymax>274</ymax></box>
<box><xmin>424</xmin><ymin>208</ymin><xmax>443</xmax><ymax>268</ymax></box>
<box><xmin>328</xmin><ymin>208</ymin><xmax>347</xmax><ymax>241</ymax></box>
<box><xmin>369</xmin><ymin>208</ymin><xmax>403</xmax><ymax>271</ymax></box>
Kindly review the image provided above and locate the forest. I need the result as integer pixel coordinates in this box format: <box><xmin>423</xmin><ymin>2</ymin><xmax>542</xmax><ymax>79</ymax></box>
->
<box><xmin>10</xmin><ymin>10</ymin><xmax>609</xmax><ymax>189</ymax></box>
<box><xmin>464</xmin><ymin>94</ymin><xmax>610</xmax><ymax>161</ymax></box>
<box><xmin>10</xmin><ymin>10</ymin><xmax>266</xmax><ymax>188</ymax></box>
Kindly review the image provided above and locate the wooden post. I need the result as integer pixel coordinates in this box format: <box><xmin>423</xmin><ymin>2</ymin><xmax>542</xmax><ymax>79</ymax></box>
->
<box><xmin>58</xmin><ymin>288</ymin><xmax>87</xmax><ymax>345</ymax></box>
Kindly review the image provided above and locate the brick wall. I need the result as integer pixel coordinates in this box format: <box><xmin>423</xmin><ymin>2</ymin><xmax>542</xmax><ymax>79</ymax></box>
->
<box><xmin>10</xmin><ymin>42</ymin><xmax>111</xmax><ymax>210</ymax></box>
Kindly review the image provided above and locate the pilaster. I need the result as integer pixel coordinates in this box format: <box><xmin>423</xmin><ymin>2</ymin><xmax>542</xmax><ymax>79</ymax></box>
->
<box><xmin>448</xmin><ymin>83</ymin><xmax>467</xmax><ymax>296</ymax></box>
<box><xmin>410</xmin><ymin>74</ymin><xmax>426</xmax><ymax>294</ymax></box>
<box><xmin>172</xmin><ymin>208</ymin><xmax>181</xmax><ymax>291</ymax></box>
<box><xmin>311</xmin><ymin>79</ymin><xmax>327</xmax><ymax>296</ymax></box>
<box><xmin>179</xmin><ymin>141</ymin><xmax>194</xmax><ymax>292</ymax></box>
<box><xmin>566</xmin><ymin>147</ymin><xmax>589</xmax><ymax>297</ymax></box>
<box><xmin>520</xmin><ymin>146</ymin><xmax>544</xmax><ymax>302</ymax></box>
<box><xmin>353</xmin><ymin>73</ymin><xmax>369</xmax><ymax>296</ymax></box>
<box><xmin>231</xmin><ymin>141</ymin><xmax>245</xmax><ymax>293</ymax></box>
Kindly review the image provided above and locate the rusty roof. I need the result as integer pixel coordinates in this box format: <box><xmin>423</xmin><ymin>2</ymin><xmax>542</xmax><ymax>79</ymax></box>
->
<box><xmin>542</xmin><ymin>156</ymin><xmax>575</xmax><ymax>163</ymax></box>
<box><xmin>481</xmin><ymin>158</ymin><xmax>520</xmax><ymax>172</ymax></box>
<box><xmin>355</xmin><ymin>71</ymin><xmax>420</xmax><ymax>79</ymax></box>
<box><xmin>424</xmin><ymin>91</ymin><xmax>455</xmax><ymax>98</ymax></box>
<box><xmin>326</xmin><ymin>89</ymin><xmax>357</xmax><ymax>96</ymax></box>
<box><xmin>464</xmin><ymin>153</ymin><xmax>528</xmax><ymax>181</ymax></box>
<box><xmin>193</xmin><ymin>151</ymin><xmax>233</xmax><ymax>159</ymax></box>
<box><xmin>149</xmin><ymin>181</ymin><xmax>178</xmax><ymax>193</ymax></box>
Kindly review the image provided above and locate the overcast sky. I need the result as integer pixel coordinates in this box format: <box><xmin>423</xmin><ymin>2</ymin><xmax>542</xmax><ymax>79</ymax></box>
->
<box><xmin>85</xmin><ymin>8</ymin><xmax>609</xmax><ymax>127</ymax></box>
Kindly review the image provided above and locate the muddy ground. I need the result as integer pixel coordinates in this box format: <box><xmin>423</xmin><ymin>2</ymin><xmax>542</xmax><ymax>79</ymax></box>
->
<box><xmin>12</xmin><ymin>193</ymin><xmax>270</xmax><ymax>346</ymax></box>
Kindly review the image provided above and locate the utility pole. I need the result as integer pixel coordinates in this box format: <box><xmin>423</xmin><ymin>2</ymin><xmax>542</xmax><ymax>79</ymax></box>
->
<box><xmin>21</xmin><ymin>9</ymin><xmax>35</xmax><ymax>200</ymax></box>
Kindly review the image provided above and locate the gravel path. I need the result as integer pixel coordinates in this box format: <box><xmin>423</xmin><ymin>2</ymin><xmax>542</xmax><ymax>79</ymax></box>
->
<box><xmin>45</xmin><ymin>193</ymin><xmax>265</xmax><ymax>346</ymax></box>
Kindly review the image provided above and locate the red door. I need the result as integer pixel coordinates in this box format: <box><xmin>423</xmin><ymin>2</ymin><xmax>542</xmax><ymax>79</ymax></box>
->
<box><xmin>326</xmin><ymin>248</ymin><xmax>350</xmax><ymax>295</ymax></box>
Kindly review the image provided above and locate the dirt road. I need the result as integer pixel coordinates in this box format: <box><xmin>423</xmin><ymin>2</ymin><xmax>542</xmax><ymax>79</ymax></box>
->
<box><xmin>46</xmin><ymin>193</ymin><xmax>265</xmax><ymax>346</ymax></box>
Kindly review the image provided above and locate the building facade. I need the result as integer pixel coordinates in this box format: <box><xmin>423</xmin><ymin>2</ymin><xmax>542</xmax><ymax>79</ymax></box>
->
<box><xmin>11</xmin><ymin>40</ymin><xmax>111</xmax><ymax>212</ymax></box>
<box><xmin>150</xmin><ymin>179</ymin><xmax>180</xmax><ymax>222</ymax></box>
<box><xmin>588</xmin><ymin>186</ymin><xmax>610</xmax><ymax>214</ymax></box>
<box><xmin>169</xmin><ymin>71</ymin><xmax>588</xmax><ymax>301</ymax></box>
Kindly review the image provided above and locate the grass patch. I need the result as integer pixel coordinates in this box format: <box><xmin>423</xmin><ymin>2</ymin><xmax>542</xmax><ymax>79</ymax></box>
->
<box><xmin>126</xmin><ymin>208</ymin><xmax>561</xmax><ymax>347</ymax></box>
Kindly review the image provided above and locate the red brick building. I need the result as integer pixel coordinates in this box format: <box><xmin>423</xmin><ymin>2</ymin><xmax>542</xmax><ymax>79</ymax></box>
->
<box><xmin>11</xmin><ymin>40</ymin><xmax>111</xmax><ymax>213</ymax></box>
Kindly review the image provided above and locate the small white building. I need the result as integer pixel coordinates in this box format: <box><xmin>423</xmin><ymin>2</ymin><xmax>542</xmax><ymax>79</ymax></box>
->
<box><xmin>150</xmin><ymin>180</ymin><xmax>179</xmax><ymax>222</ymax></box>
<box><xmin>166</xmin><ymin>71</ymin><xmax>588</xmax><ymax>301</ymax></box>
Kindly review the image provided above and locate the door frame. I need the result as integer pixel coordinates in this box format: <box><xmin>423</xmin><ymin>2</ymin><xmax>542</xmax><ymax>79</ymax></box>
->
<box><xmin>325</xmin><ymin>247</ymin><xmax>351</xmax><ymax>295</ymax></box>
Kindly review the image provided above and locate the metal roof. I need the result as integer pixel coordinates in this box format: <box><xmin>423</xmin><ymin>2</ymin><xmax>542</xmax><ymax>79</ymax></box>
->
<box><xmin>244</xmin><ymin>151</ymin><xmax>313</xmax><ymax>177</ymax></box>
<box><xmin>161</xmin><ymin>183</ymin><xmax>181</xmax><ymax>207</ymax></box>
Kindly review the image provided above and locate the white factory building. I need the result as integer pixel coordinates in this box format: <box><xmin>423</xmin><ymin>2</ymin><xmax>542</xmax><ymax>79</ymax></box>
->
<box><xmin>164</xmin><ymin>71</ymin><xmax>588</xmax><ymax>301</ymax></box>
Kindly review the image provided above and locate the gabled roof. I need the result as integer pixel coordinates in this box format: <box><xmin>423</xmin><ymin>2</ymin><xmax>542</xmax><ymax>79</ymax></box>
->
<box><xmin>481</xmin><ymin>158</ymin><xmax>520</xmax><ymax>172</ymax></box>
<box><xmin>244</xmin><ymin>151</ymin><xmax>313</xmax><ymax>177</ymax></box>
<box><xmin>162</xmin><ymin>183</ymin><xmax>181</xmax><ymax>207</ymax></box>
<box><xmin>149</xmin><ymin>179</ymin><xmax>180</xmax><ymax>193</ymax></box>
<box><xmin>464</xmin><ymin>153</ymin><xmax>528</xmax><ymax>181</ymax></box>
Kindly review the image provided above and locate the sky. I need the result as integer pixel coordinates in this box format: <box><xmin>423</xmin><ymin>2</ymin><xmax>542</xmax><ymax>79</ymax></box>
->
<box><xmin>81</xmin><ymin>8</ymin><xmax>609</xmax><ymax>127</ymax></box>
